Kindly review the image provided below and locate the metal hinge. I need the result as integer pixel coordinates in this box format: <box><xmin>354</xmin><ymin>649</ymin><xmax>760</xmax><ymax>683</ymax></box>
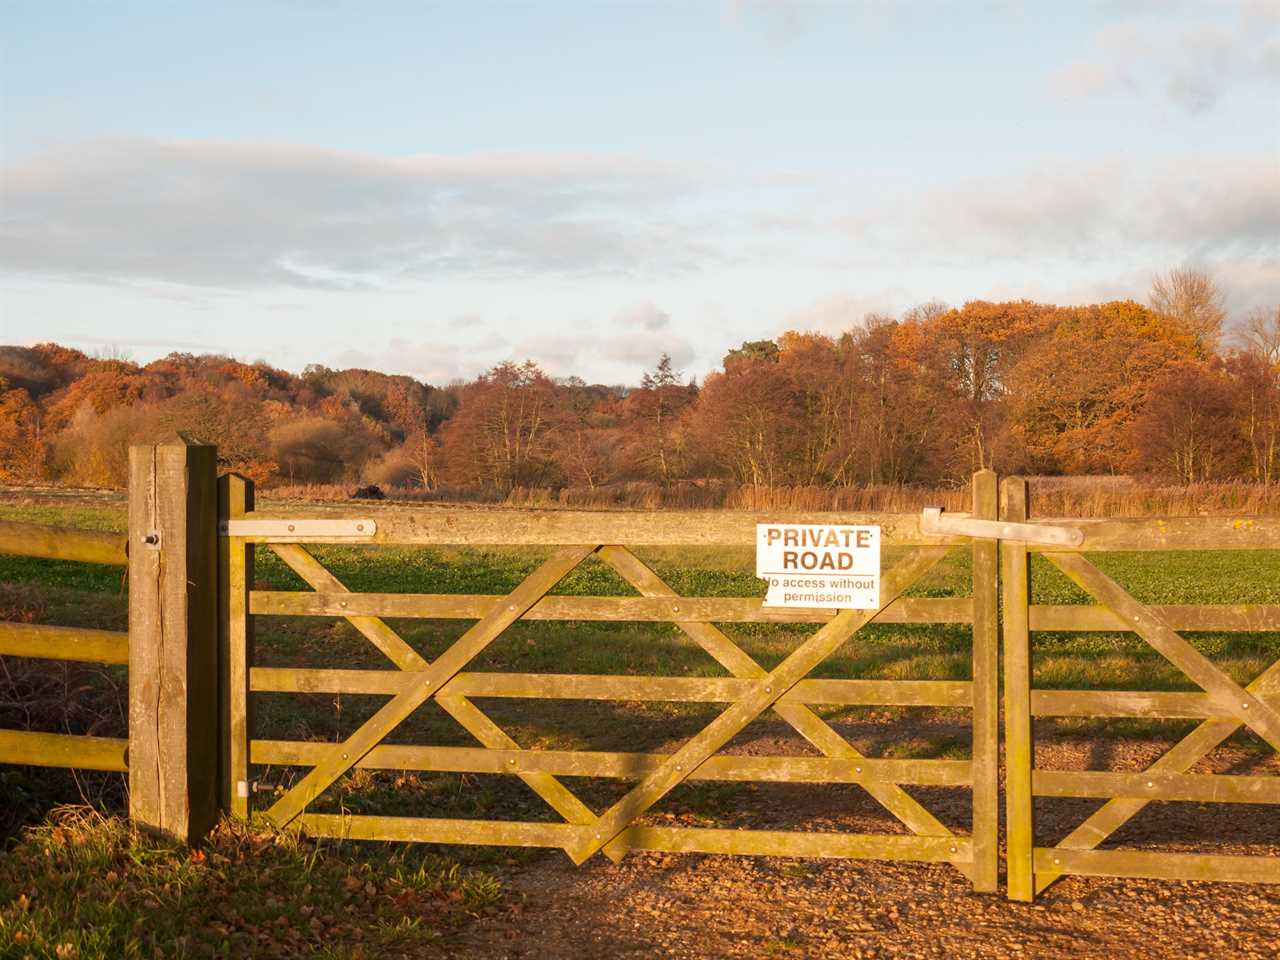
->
<box><xmin>920</xmin><ymin>507</ymin><xmax>1083</xmax><ymax>547</ymax></box>
<box><xmin>220</xmin><ymin>518</ymin><xmax>377</xmax><ymax>539</ymax></box>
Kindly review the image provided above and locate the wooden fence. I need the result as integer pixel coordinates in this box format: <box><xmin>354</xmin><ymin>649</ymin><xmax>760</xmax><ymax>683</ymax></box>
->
<box><xmin>0</xmin><ymin>520</ymin><xmax>129</xmax><ymax>772</ymax></box>
<box><xmin>0</xmin><ymin>435</ymin><xmax>1277</xmax><ymax>899</ymax></box>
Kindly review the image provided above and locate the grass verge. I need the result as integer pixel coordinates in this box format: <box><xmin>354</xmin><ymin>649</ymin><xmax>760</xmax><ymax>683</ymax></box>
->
<box><xmin>0</xmin><ymin>806</ymin><xmax>501</xmax><ymax>960</ymax></box>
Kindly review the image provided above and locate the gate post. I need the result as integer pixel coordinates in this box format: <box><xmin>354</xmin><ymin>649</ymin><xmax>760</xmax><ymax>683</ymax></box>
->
<box><xmin>218</xmin><ymin>473</ymin><xmax>255</xmax><ymax>817</ymax></box>
<box><xmin>128</xmin><ymin>434</ymin><xmax>220</xmax><ymax>844</ymax></box>
<box><xmin>1000</xmin><ymin>477</ymin><xmax>1035</xmax><ymax>901</ymax></box>
<box><xmin>970</xmin><ymin>469</ymin><xmax>1000</xmax><ymax>892</ymax></box>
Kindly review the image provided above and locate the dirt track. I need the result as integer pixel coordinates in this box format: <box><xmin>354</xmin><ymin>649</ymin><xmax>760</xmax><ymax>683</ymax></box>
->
<box><xmin>420</xmin><ymin>735</ymin><xmax>1280</xmax><ymax>959</ymax></box>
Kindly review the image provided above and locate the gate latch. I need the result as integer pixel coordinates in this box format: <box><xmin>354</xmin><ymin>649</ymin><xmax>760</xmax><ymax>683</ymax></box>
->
<box><xmin>920</xmin><ymin>507</ymin><xmax>1083</xmax><ymax>547</ymax></box>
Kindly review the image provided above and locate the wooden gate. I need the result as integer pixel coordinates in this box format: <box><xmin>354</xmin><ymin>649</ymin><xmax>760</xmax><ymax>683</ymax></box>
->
<box><xmin>221</xmin><ymin>472</ymin><xmax>1001</xmax><ymax>889</ymax></box>
<box><xmin>1000</xmin><ymin>477</ymin><xmax>1280</xmax><ymax>900</ymax></box>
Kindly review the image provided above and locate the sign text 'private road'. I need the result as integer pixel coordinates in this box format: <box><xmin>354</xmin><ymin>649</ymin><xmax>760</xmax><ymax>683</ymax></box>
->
<box><xmin>756</xmin><ymin>523</ymin><xmax>881</xmax><ymax>609</ymax></box>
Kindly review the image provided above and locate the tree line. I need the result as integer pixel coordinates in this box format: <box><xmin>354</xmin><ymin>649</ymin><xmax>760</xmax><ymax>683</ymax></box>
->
<box><xmin>2</xmin><ymin>270</ymin><xmax>1278</xmax><ymax>493</ymax></box>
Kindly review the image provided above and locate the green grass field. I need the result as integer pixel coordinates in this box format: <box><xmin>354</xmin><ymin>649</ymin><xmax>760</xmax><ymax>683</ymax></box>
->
<box><xmin>3</xmin><ymin>499</ymin><xmax>1280</xmax><ymax>957</ymax></box>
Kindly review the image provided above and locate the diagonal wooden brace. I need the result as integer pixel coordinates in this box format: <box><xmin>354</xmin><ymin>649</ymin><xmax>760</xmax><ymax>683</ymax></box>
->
<box><xmin>270</xmin><ymin>543</ymin><xmax>427</xmax><ymax>671</ymax></box>
<box><xmin>265</xmin><ymin>545</ymin><xmax>598</xmax><ymax>826</ymax></box>
<box><xmin>1034</xmin><ymin>657</ymin><xmax>1280</xmax><ymax>893</ymax></box>
<box><xmin>599</xmin><ymin>545</ymin><xmax>974</xmax><ymax>878</ymax></box>
<box><xmin>1047</xmin><ymin>553</ymin><xmax>1280</xmax><ymax>753</ymax></box>
<box><xmin>434</xmin><ymin>694</ymin><xmax>597</xmax><ymax>830</ymax></box>
<box><xmin>567</xmin><ymin>548</ymin><xmax>950</xmax><ymax>864</ymax></box>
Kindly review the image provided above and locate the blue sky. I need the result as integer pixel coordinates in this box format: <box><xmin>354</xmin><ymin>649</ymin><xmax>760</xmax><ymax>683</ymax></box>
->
<box><xmin>2</xmin><ymin>1</ymin><xmax>1277</xmax><ymax>384</ymax></box>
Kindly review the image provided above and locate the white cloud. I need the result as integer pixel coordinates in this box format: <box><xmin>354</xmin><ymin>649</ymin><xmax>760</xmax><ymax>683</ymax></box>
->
<box><xmin>0</xmin><ymin>138</ymin><xmax>709</xmax><ymax>291</ymax></box>
<box><xmin>615</xmin><ymin>302</ymin><xmax>672</xmax><ymax>331</ymax></box>
<box><xmin>916</xmin><ymin>154</ymin><xmax>1280</xmax><ymax>263</ymax></box>
<box><xmin>1046</xmin><ymin>4</ymin><xmax>1280</xmax><ymax>113</ymax></box>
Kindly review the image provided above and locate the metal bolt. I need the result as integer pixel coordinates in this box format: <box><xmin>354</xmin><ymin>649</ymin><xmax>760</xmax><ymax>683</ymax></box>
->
<box><xmin>356</xmin><ymin>524</ymin><xmax>365</xmax><ymax>532</ymax></box>
<box><xmin>1242</xmin><ymin>702</ymin><xmax>1250</xmax><ymax>710</ymax></box>
<box><xmin>508</xmin><ymin>758</ymin><xmax>516</xmax><ymax>765</ymax></box>
<box><xmin>1133</xmin><ymin>615</ymin><xmax>1139</xmax><ymax>622</ymax></box>
<box><xmin>950</xmin><ymin>845</ymin><xmax>957</xmax><ymax>854</ymax></box>
<box><xmin>142</xmin><ymin>532</ymin><xmax>160</xmax><ymax>546</ymax></box>
<box><xmin>855</xmin><ymin>766</ymin><xmax>862</xmax><ymax>774</ymax></box>
<box><xmin>1054</xmin><ymin>857</ymin><xmax>1061</xmax><ymax>865</ymax></box>
<box><xmin>595</xmin><ymin>833</ymin><xmax>601</xmax><ymax>840</ymax></box>
<box><xmin>508</xmin><ymin>604</ymin><xmax>516</xmax><ymax>611</ymax></box>
<box><xmin>672</xmin><ymin>604</ymin><xmax>680</xmax><ymax>613</ymax></box>
<box><xmin>287</xmin><ymin>524</ymin><xmax>295</xmax><ymax>532</ymax></box>
<box><xmin>676</xmin><ymin>764</ymin><xmax>682</xmax><ymax>771</ymax></box>
<box><xmin>339</xmin><ymin>601</ymin><xmax>348</xmax><ymax>608</ymax></box>
<box><xmin>1146</xmin><ymin>781</ymin><xmax>1154</xmax><ymax>788</ymax></box>
<box><xmin>341</xmin><ymin>752</ymin><xmax>348</xmax><ymax>760</ymax></box>
<box><xmin>765</xmin><ymin>686</ymin><xmax>772</xmax><ymax>694</ymax></box>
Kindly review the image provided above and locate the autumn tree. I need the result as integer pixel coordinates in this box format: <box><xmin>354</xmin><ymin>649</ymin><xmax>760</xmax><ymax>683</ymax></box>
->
<box><xmin>617</xmin><ymin>355</ymin><xmax>697</xmax><ymax>484</ymax></box>
<box><xmin>439</xmin><ymin>361</ymin><xmax>563</xmax><ymax>492</ymax></box>
<box><xmin>0</xmin><ymin>386</ymin><xmax>47</xmax><ymax>482</ymax></box>
<box><xmin>1149</xmin><ymin>267</ymin><xmax>1226</xmax><ymax>354</ymax></box>
<box><xmin>1239</xmin><ymin>305</ymin><xmax>1280</xmax><ymax>366</ymax></box>
<box><xmin>1127</xmin><ymin>361</ymin><xmax>1246</xmax><ymax>482</ymax></box>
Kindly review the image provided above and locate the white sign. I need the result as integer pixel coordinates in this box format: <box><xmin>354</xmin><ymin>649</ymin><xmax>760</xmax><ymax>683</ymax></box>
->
<box><xmin>756</xmin><ymin>523</ymin><xmax>881</xmax><ymax>609</ymax></box>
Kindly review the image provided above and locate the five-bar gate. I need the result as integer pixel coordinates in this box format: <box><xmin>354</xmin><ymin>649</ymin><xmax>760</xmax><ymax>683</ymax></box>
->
<box><xmin>2</xmin><ymin>436</ymin><xmax>1278</xmax><ymax>899</ymax></box>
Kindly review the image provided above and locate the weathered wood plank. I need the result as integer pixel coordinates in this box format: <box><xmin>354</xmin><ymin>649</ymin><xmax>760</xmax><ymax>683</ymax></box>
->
<box><xmin>1034</xmin><ymin>769</ymin><xmax>1280</xmax><ymax>804</ymax></box>
<box><xmin>264</xmin><ymin>545</ymin><xmax>598</xmax><ymax>827</ymax></box>
<box><xmin>250</xmin><ymin>668</ymin><xmax>973</xmax><ymax>706</ymax></box>
<box><xmin>1001</xmin><ymin>477</ymin><xmax>1035</xmax><ymax>902</ymax></box>
<box><xmin>596</xmin><ymin>545</ymin><xmax>974</xmax><ymax>877</ymax></box>
<box><xmin>434</xmin><ymin>693</ymin><xmax>596</xmax><ymax>838</ymax></box>
<box><xmin>1065</xmin><ymin>516</ymin><xmax>1280</xmax><ymax>552</ymax></box>
<box><xmin>300</xmin><ymin>814</ymin><xmax>973</xmax><ymax>862</ymax></box>
<box><xmin>0</xmin><ymin>729</ymin><xmax>128</xmax><ymax>771</ymax></box>
<box><xmin>1046</xmin><ymin>552</ymin><xmax>1280</xmax><ymax>754</ymax></box>
<box><xmin>0</xmin><ymin>621</ymin><xmax>128</xmax><ymax>665</ymax></box>
<box><xmin>572</xmin><ymin>548</ymin><xmax>950</xmax><ymax>865</ymax></box>
<box><xmin>218</xmin><ymin>473</ymin><xmax>255</xmax><ymax>818</ymax></box>
<box><xmin>1031</xmin><ymin>689</ymin><xmax>1224</xmax><ymax>718</ymax></box>
<box><xmin>128</xmin><ymin>436</ymin><xmax>221</xmax><ymax>845</ymax></box>
<box><xmin>970</xmin><ymin>469</ymin><xmax>1000</xmax><ymax>893</ymax></box>
<box><xmin>1030</xmin><ymin>604</ymin><xmax>1280</xmax><ymax>633</ymax></box>
<box><xmin>249</xmin><ymin>591</ymin><xmax>973</xmax><ymax>625</ymax></box>
<box><xmin>235</xmin><ymin>508</ymin><xmax>963</xmax><ymax>547</ymax></box>
<box><xmin>267</xmin><ymin>544</ymin><xmax>428</xmax><ymax>671</ymax></box>
<box><xmin>1032</xmin><ymin>660</ymin><xmax>1280</xmax><ymax>894</ymax></box>
<box><xmin>1034</xmin><ymin>848</ymin><xmax>1280</xmax><ymax>884</ymax></box>
<box><xmin>0</xmin><ymin>519</ymin><xmax>128</xmax><ymax>566</ymax></box>
<box><xmin>252</xmin><ymin>739</ymin><xmax>973</xmax><ymax>785</ymax></box>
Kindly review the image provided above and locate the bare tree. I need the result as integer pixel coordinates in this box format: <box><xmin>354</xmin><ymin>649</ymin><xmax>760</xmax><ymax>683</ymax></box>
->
<box><xmin>1149</xmin><ymin>267</ymin><xmax>1226</xmax><ymax>352</ymax></box>
<box><xmin>1238</xmin><ymin>305</ymin><xmax>1280</xmax><ymax>366</ymax></box>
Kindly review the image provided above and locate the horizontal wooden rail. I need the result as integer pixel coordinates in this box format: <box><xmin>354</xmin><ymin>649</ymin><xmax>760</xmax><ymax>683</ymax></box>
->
<box><xmin>0</xmin><ymin>519</ymin><xmax>128</xmax><ymax>566</ymax></box>
<box><xmin>0</xmin><ymin>621</ymin><xmax>129</xmax><ymax>665</ymax></box>
<box><xmin>232</xmin><ymin>509</ymin><xmax>965</xmax><ymax>547</ymax></box>
<box><xmin>1033</xmin><ymin>848</ymin><xmax>1280</xmax><ymax>884</ymax></box>
<box><xmin>1034</xmin><ymin>769</ymin><xmax>1280</xmax><ymax>804</ymax></box>
<box><xmin>1030</xmin><ymin>604</ymin><xmax>1280</xmax><ymax>633</ymax></box>
<box><xmin>1031</xmin><ymin>689</ymin><xmax>1227</xmax><ymax>718</ymax></box>
<box><xmin>254</xmin><ymin>740</ymin><xmax>971</xmax><ymax>785</ymax></box>
<box><xmin>250</xmin><ymin>592</ymin><xmax>973</xmax><ymax>625</ymax></box>
<box><xmin>1053</xmin><ymin>516</ymin><xmax>1280</xmax><ymax>552</ymax></box>
<box><xmin>0</xmin><ymin>729</ymin><xmax>128</xmax><ymax>771</ymax></box>
<box><xmin>250</xmin><ymin>668</ymin><xmax>974</xmax><ymax>707</ymax></box>
<box><xmin>224</xmin><ymin>508</ymin><xmax>1280</xmax><ymax>551</ymax></box>
<box><xmin>300</xmin><ymin>814</ymin><xmax>974</xmax><ymax>861</ymax></box>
